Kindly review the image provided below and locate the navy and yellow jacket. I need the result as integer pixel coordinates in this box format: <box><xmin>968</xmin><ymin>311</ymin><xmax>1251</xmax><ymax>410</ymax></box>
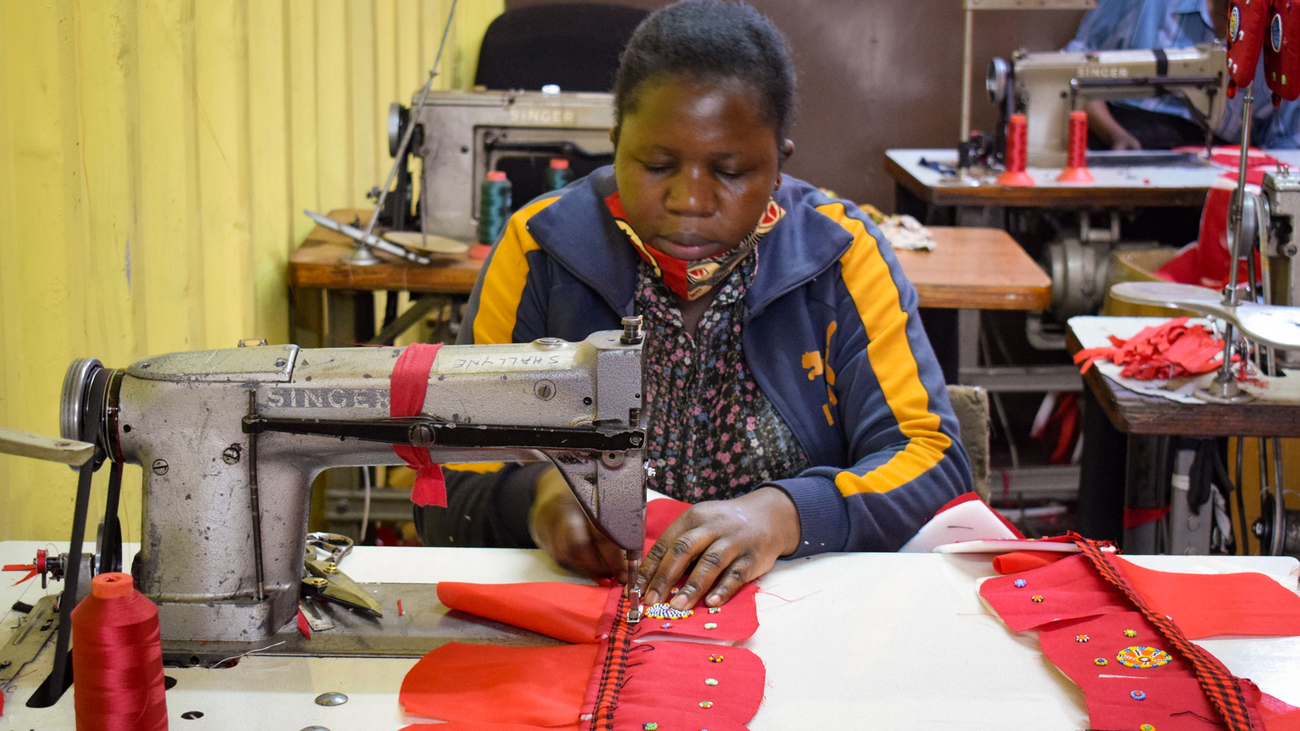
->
<box><xmin>448</xmin><ymin>166</ymin><xmax>971</xmax><ymax>557</ymax></box>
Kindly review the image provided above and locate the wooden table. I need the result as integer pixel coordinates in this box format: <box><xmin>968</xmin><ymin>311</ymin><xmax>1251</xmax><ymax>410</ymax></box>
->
<box><xmin>1066</xmin><ymin>316</ymin><xmax>1300</xmax><ymax>553</ymax></box>
<box><xmin>288</xmin><ymin>209</ymin><xmax>483</xmax><ymax>295</ymax></box>
<box><xmin>287</xmin><ymin>213</ymin><xmax>1053</xmax><ymax>351</ymax></box>
<box><xmin>1066</xmin><ymin>319</ymin><xmax>1300</xmax><ymax>438</ymax></box>
<box><xmin>896</xmin><ymin>227</ymin><xmax>1050</xmax><ymax>311</ymax></box>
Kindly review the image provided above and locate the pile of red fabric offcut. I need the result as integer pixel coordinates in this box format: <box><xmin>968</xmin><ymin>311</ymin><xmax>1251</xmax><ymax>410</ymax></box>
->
<box><xmin>1073</xmin><ymin>317</ymin><xmax>1232</xmax><ymax>380</ymax></box>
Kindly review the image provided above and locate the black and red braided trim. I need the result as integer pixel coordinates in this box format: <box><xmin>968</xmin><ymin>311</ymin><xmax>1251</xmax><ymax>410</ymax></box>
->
<box><xmin>589</xmin><ymin>594</ymin><xmax>638</xmax><ymax>730</ymax></box>
<box><xmin>1072</xmin><ymin>535</ymin><xmax>1255</xmax><ymax>731</ymax></box>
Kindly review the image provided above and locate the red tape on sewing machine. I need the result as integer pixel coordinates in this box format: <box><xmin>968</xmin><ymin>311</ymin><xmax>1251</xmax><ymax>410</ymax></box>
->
<box><xmin>391</xmin><ymin>343</ymin><xmax>447</xmax><ymax>507</ymax></box>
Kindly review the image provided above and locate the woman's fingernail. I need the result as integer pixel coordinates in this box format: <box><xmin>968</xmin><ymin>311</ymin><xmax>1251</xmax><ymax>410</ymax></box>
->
<box><xmin>644</xmin><ymin>591</ymin><xmax>659</xmax><ymax>606</ymax></box>
<box><xmin>670</xmin><ymin>593</ymin><xmax>689</xmax><ymax>610</ymax></box>
<box><xmin>707</xmin><ymin>594</ymin><xmax>721</xmax><ymax>606</ymax></box>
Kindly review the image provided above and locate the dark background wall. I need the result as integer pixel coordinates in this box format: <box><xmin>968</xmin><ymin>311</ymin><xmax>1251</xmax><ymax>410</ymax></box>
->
<box><xmin>506</xmin><ymin>0</ymin><xmax>1086</xmax><ymax>210</ymax></box>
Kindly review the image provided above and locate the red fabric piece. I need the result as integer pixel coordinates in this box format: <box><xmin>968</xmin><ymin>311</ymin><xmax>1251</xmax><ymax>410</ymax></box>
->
<box><xmin>1072</xmin><ymin>539</ymin><xmax>1258</xmax><ymax>731</ymax></box>
<box><xmin>936</xmin><ymin>490</ymin><xmax>1026</xmax><ymax>539</ymax></box>
<box><xmin>581</xmin><ymin>641</ymin><xmax>766</xmax><ymax>730</ymax></box>
<box><xmin>983</xmin><ymin>549</ymin><xmax>1300</xmax><ymax>731</ymax></box>
<box><xmin>1228</xmin><ymin>0</ymin><xmax>1271</xmax><ymax>95</ymax></box>
<box><xmin>1172</xmin><ymin>146</ymin><xmax>1282</xmax><ymax>170</ymax></box>
<box><xmin>405</xmin><ymin>497</ymin><xmax>765</xmax><ymax>730</ymax></box>
<box><xmin>437</xmin><ymin>582</ymin><xmax>611</xmax><ymax>644</ymax></box>
<box><xmin>400</xmin><ymin>642</ymin><xmax>600</xmax><ymax>726</ymax></box>
<box><xmin>981</xmin><ymin>553</ymin><xmax>1130</xmax><ymax>631</ymax></box>
<box><xmin>1073</xmin><ymin>317</ymin><xmax>1231</xmax><ymax>380</ymax></box>
<box><xmin>645</xmin><ymin>498</ymin><xmax>692</xmax><ymax>552</ymax></box>
<box><xmin>399</xmin><ymin>640</ymin><xmax>765</xmax><ymax>730</ymax></box>
<box><xmin>437</xmin><ymin>579</ymin><xmax>760</xmax><ymax>644</ymax></box>
<box><xmin>991</xmin><ymin>550</ymin><xmax>1070</xmax><ymax>575</ymax></box>
<box><xmin>1260</xmin><ymin>693</ymin><xmax>1300</xmax><ymax>731</ymax></box>
<box><xmin>297</xmin><ymin>609</ymin><xmax>311</xmax><ymax>640</ymax></box>
<box><xmin>390</xmin><ymin>343</ymin><xmax>446</xmax><ymax>507</ymax></box>
<box><xmin>400</xmin><ymin>717</ymin><xmax>574</xmax><ymax>723</ymax></box>
<box><xmin>1125</xmin><ymin>506</ymin><xmax>1172</xmax><ymax>530</ymax></box>
<box><xmin>1157</xmin><ymin>169</ymin><xmax>1270</xmax><ymax>288</ymax></box>
<box><xmin>1265</xmin><ymin>0</ymin><xmax>1300</xmax><ymax>103</ymax></box>
<box><xmin>2</xmin><ymin>563</ymin><xmax>37</xmax><ymax>585</ymax></box>
<box><xmin>1117</xmin><ymin>557</ymin><xmax>1300</xmax><ymax>639</ymax></box>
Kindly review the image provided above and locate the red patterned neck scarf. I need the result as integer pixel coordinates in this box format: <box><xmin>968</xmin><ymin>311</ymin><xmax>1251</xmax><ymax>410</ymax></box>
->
<box><xmin>604</xmin><ymin>191</ymin><xmax>785</xmax><ymax>301</ymax></box>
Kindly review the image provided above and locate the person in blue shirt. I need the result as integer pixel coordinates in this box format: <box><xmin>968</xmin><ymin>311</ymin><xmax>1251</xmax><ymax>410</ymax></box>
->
<box><xmin>1067</xmin><ymin>0</ymin><xmax>1300</xmax><ymax>149</ymax></box>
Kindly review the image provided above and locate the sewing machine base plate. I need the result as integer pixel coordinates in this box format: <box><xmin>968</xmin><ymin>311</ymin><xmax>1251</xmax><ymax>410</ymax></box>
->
<box><xmin>160</xmin><ymin>582</ymin><xmax>560</xmax><ymax>667</ymax></box>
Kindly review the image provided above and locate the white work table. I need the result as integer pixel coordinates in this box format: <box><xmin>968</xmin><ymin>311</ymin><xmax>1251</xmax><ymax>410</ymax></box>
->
<box><xmin>2</xmin><ymin>540</ymin><xmax>1298</xmax><ymax>730</ymax></box>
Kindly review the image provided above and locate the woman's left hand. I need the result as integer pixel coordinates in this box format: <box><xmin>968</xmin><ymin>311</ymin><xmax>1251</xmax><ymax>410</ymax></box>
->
<box><xmin>635</xmin><ymin>486</ymin><xmax>800</xmax><ymax>610</ymax></box>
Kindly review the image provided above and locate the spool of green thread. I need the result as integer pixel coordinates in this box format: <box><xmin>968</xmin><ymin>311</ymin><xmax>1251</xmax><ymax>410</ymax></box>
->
<box><xmin>545</xmin><ymin>158</ymin><xmax>573</xmax><ymax>192</ymax></box>
<box><xmin>478</xmin><ymin>170</ymin><xmax>512</xmax><ymax>245</ymax></box>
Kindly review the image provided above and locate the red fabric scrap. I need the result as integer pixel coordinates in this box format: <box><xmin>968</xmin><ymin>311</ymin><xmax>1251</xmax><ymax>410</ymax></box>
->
<box><xmin>296</xmin><ymin>609</ymin><xmax>311</xmax><ymax>640</ymax></box>
<box><xmin>400</xmin><ymin>642</ymin><xmax>600</xmax><ymax>726</ymax></box>
<box><xmin>991</xmin><ymin>550</ymin><xmax>1070</xmax><ymax>575</ymax></box>
<box><xmin>1074</xmin><ymin>317</ymin><xmax>1231</xmax><ymax>380</ymax></box>
<box><xmin>1125</xmin><ymin>506</ymin><xmax>1172</xmax><ymax>530</ymax></box>
<box><xmin>1117</xmin><ymin>557</ymin><xmax>1300</xmax><ymax>639</ymax></box>
<box><xmin>390</xmin><ymin>343</ymin><xmax>446</xmax><ymax>507</ymax></box>
<box><xmin>2</xmin><ymin>563</ymin><xmax>37</xmax><ymax>585</ymax></box>
<box><xmin>437</xmin><ymin>582</ymin><xmax>611</xmax><ymax>645</ymax></box>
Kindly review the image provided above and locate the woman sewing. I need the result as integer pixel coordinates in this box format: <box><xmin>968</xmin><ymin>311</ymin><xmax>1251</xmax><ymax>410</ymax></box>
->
<box><xmin>417</xmin><ymin>0</ymin><xmax>972</xmax><ymax>612</ymax></box>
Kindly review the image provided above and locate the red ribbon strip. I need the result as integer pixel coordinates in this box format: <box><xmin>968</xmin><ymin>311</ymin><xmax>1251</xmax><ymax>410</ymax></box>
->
<box><xmin>391</xmin><ymin>343</ymin><xmax>446</xmax><ymax>507</ymax></box>
<box><xmin>2</xmin><ymin>563</ymin><xmax>37</xmax><ymax>585</ymax></box>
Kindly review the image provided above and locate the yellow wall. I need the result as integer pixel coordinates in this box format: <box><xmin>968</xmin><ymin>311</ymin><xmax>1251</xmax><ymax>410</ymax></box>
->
<box><xmin>0</xmin><ymin>0</ymin><xmax>501</xmax><ymax>541</ymax></box>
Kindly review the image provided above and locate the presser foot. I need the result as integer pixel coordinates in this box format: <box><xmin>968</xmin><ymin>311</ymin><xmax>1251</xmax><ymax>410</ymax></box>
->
<box><xmin>1195</xmin><ymin>372</ymin><xmax>1254</xmax><ymax>404</ymax></box>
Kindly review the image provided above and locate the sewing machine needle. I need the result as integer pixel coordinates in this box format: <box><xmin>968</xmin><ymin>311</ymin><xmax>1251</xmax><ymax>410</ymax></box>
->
<box><xmin>624</xmin><ymin>550</ymin><xmax>643</xmax><ymax>624</ymax></box>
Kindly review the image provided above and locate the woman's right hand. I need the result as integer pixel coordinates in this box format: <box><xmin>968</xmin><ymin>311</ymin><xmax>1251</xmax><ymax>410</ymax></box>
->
<box><xmin>528</xmin><ymin>467</ymin><xmax>628</xmax><ymax>581</ymax></box>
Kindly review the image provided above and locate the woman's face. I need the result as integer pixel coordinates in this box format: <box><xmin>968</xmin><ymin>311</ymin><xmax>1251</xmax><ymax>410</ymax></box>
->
<box><xmin>613</xmin><ymin>76</ymin><xmax>784</xmax><ymax>262</ymax></box>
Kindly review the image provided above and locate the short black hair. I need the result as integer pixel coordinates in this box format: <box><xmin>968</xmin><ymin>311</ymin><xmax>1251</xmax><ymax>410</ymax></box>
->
<box><xmin>613</xmin><ymin>0</ymin><xmax>798</xmax><ymax>144</ymax></box>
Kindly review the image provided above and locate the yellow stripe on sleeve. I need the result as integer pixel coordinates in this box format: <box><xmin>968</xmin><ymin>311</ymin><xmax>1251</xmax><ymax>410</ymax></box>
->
<box><xmin>471</xmin><ymin>196</ymin><xmax>563</xmax><ymax>345</ymax></box>
<box><xmin>443</xmin><ymin>462</ymin><xmax>507</xmax><ymax>474</ymax></box>
<box><xmin>815</xmin><ymin>203</ymin><xmax>952</xmax><ymax>497</ymax></box>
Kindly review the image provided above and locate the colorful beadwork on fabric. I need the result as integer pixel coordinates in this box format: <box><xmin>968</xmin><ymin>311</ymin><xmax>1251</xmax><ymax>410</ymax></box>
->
<box><xmin>1116</xmin><ymin>646</ymin><xmax>1173</xmax><ymax>669</ymax></box>
<box><xmin>1076</xmin><ymin>634</ymin><xmax>1090</xmax><ymax>643</ymax></box>
<box><xmin>1095</xmin><ymin>658</ymin><xmax>1108</xmax><ymax>666</ymax></box>
<box><xmin>1031</xmin><ymin>595</ymin><xmax>1044</xmax><ymax>603</ymax></box>
<box><xmin>705</xmin><ymin>678</ymin><xmax>719</xmax><ymax>686</ymax></box>
<box><xmin>704</xmin><ymin>623</ymin><xmax>717</xmax><ymax>630</ymax></box>
<box><xmin>699</xmin><ymin>701</ymin><xmax>714</xmax><ymax>709</ymax></box>
<box><xmin>708</xmin><ymin>654</ymin><xmax>724</xmax><ymax>663</ymax></box>
<box><xmin>1014</xmin><ymin>579</ymin><xmax>1027</xmax><ymax>588</ymax></box>
<box><xmin>644</xmin><ymin>603</ymin><xmax>693</xmax><ymax>620</ymax></box>
<box><xmin>1124</xmin><ymin>629</ymin><xmax>1138</xmax><ymax>638</ymax></box>
<box><xmin>1132</xmin><ymin>690</ymin><xmax>1148</xmax><ymax>701</ymax></box>
<box><xmin>1073</xmin><ymin>536</ymin><xmax>1256</xmax><ymax>731</ymax></box>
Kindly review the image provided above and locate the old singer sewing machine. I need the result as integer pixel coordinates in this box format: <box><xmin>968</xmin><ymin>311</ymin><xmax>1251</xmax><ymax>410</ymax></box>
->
<box><xmin>35</xmin><ymin>321</ymin><xmax>648</xmax><ymax>672</ymax></box>
<box><xmin>979</xmin><ymin>43</ymin><xmax>1227</xmax><ymax>169</ymax></box>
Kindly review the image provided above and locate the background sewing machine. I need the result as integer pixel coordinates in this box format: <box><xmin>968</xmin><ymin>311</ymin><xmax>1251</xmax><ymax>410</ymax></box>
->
<box><xmin>34</xmin><ymin>324</ymin><xmax>647</xmax><ymax>673</ymax></box>
<box><xmin>380</xmin><ymin>89</ymin><xmax>615</xmax><ymax>242</ymax></box>
<box><xmin>986</xmin><ymin>43</ymin><xmax>1227</xmax><ymax>168</ymax></box>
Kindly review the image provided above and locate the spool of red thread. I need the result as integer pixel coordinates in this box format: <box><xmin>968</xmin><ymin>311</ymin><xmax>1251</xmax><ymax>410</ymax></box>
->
<box><xmin>1057</xmin><ymin>110</ymin><xmax>1095</xmax><ymax>184</ymax></box>
<box><xmin>72</xmin><ymin>572</ymin><xmax>169</xmax><ymax>731</ymax></box>
<box><xmin>997</xmin><ymin>113</ymin><xmax>1036</xmax><ymax>187</ymax></box>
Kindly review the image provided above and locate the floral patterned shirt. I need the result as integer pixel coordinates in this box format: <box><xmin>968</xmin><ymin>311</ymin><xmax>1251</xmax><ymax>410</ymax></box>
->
<box><xmin>637</xmin><ymin>254</ymin><xmax>811</xmax><ymax>502</ymax></box>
